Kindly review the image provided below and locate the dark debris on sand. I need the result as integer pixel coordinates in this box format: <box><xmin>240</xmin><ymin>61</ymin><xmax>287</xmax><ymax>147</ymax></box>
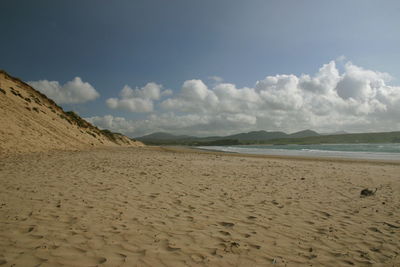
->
<box><xmin>360</xmin><ymin>188</ymin><xmax>377</xmax><ymax>197</ymax></box>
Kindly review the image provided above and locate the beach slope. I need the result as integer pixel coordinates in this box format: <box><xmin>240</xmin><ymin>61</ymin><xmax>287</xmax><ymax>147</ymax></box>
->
<box><xmin>0</xmin><ymin>70</ymin><xmax>143</xmax><ymax>155</ymax></box>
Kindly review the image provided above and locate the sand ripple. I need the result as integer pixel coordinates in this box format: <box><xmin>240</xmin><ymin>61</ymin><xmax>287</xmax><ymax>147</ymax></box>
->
<box><xmin>0</xmin><ymin>147</ymin><xmax>399</xmax><ymax>266</ymax></box>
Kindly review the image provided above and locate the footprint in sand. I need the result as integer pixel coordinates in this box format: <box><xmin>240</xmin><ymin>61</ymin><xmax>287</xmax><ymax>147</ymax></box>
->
<box><xmin>161</xmin><ymin>240</ymin><xmax>181</xmax><ymax>252</ymax></box>
<box><xmin>219</xmin><ymin>230</ymin><xmax>231</xmax><ymax>236</ymax></box>
<box><xmin>249</xmin><ymin>244</ymin><xmax>261</xmax><ymax>249</ymax></box>
<box><xmin>98</xmin><ymin>257</ymin><xmax>107</xmax><ymax>264</ymax></box>
<box><xmin>219</xmin><ymin>222</ymin><xmax>234</xmax><ymax>227</ymax></box>
<box><xmin>191</xmin><ymin>254</ymin><xmax>206</xmax><ymax>263</ymax></box>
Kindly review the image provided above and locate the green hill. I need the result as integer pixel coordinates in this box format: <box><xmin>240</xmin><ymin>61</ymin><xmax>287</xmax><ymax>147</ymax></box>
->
<box><xmin>288</xmin><ymin>129</ymin><xmax>320</xmax><ymax>138</ymax></box>
<box><xmin>137</xmin><ymin>129</ymin><xmax>320</xmax><ymax>145</ymax></box>
<box><xmin>137</xmin><ymin>130</ymin><xmax>400</xmax><ymax>146</ymax></box>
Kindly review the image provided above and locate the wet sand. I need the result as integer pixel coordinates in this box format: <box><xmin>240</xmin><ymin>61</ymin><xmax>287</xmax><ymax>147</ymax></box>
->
<box><xmin>0</xmin><ymin>146</ymin><xmax>399</xmax><ymax>266</ymax></box>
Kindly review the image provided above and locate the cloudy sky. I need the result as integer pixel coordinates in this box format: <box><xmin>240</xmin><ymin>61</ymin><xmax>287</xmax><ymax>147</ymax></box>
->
<box><xmin>1</xmin><ymin>0</ymin><xmax>400</xmax><ymax>137</ymax></box>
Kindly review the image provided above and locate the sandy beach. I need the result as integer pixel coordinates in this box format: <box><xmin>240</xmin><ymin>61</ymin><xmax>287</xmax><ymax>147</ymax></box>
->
<box><xmin>0</xmin><ymin>147</ymin><xmax>399</xmax><ymax>266</ymax></box>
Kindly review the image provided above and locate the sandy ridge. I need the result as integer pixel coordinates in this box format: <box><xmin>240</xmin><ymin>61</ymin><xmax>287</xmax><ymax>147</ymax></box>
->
<box><xmin>0</xmin><ymin>70</ymin><xmax>143</xmax><ymax>156</ymax></box>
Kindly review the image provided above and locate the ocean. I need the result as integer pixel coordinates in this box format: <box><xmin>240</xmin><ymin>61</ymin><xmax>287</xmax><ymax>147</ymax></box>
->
<box><xmin>197</xmin><ymin>143</ymin><xmax>400</xmax><ymax>161</ymax></box>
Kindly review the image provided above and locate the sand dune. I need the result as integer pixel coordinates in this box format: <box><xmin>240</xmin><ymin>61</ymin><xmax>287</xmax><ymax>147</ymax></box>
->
<box><xmin>0</xmin><ymin>70</ymin><xmax>143</xmax><ymax>156</ymax></box>
<box><xmin>0</xmin><ymin>147</ymin><xmax>399</xmax><ymax>266</ymax></box>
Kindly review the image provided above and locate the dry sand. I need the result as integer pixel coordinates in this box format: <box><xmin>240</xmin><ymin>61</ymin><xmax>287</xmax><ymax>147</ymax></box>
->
<box><xmin>0</xmin><ymin>147</ymin><xmax>399</xmax><ymax>266</ymax></box>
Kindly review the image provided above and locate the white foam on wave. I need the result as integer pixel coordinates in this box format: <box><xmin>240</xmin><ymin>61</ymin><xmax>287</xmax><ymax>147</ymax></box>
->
<box><xmin>197</xmin><ymin>145</ymin><xmax>400</xmax><ymax>161</ymax></box>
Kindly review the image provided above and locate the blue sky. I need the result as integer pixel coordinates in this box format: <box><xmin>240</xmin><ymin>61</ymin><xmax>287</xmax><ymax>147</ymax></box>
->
<box><xmin>1</xmin><ymin>0</ymin><xmax>400</xmax><ymax>136</ymax></box>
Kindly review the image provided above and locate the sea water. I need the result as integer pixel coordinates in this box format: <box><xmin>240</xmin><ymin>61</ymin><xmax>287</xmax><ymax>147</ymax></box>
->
<box><xmin>197</xmin><ymin>143</ymin><xmax>400</xmax><ymax>161</ymax></box>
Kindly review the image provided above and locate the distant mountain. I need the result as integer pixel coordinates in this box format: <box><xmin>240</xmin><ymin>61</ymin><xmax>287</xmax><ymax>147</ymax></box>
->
<box><xmin>136</xmin><ymin>129</ymin><xmax>321</xmax><ymax>145</ymax></box>
<box><xmin>138</xmin><ymin>132</ymin><xmax>193</xmax><ymax>141</ymax></box>
<box><xmin>321</xmin><ymin>130</ymin><xmax>348</xmax><ymax>135</ymax></box>
<box><xmin>288</xmin><ymin>129</ymin><xmax>320</xmax><ymax>138</ymax></box>
<box><xmin>225</xmin><ymin>130</ymin><xmax>287</xmax><ymax>141</ymax></box>
<box><xmin>137</xmin><ymin>129</ymin><xmax>400</xmax><ymax>146</ymax></box>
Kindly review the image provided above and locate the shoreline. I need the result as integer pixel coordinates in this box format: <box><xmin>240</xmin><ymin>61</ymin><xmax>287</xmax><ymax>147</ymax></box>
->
<box><xmin>159</xmin><ymin>145</ymin><xmax>400</xmax><ymax>165</ymax></box>
<box><xmin>2</xmin><ymin>145</ymin><xmax>400</xmax><ymax>165</ymax></box>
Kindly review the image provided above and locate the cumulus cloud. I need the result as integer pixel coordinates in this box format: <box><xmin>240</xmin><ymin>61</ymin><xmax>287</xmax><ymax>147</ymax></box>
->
<box><xmin>91</xmin><ymin>60</ymin><xmax>400</xmax><ymax>136</ymax></box>
<box><xmin>299</xmin><ymin>61</ymin><xmax>340</xmax><ymax>94</ymax></box>
<box><xmin>28</xmin><ymin>77</ymin><xmax>99</xmax><ymax>104</ymax></box>
<box><xmin>106</xmin><ymin>82</ymin><xmax>169</xmax><ymax>112</ymax></box>
<box><xmin>335</xmin><ymin>63</ymin><xmax>391</xmax><ymax>101</ymax></box>
<box><xmin>86</xmin><ymin>115</ymin><xmax>136</xmax><ymax>134</ymax></box>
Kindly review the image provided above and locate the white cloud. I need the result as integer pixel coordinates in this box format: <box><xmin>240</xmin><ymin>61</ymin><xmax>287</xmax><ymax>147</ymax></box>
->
<box><xmin>181</xmin><ymin>79</ymin><xmax>209</xmax><ymax>100</ymax></box>
<box><xmin>336</xmin><ymin>55</ymin><xmax>347</xmax><ymax>62</ymax></box>
<box><xmin>161</xmin><ymin>89</ymin><xmax>173</xmax><ymax>97</ymax></box>
<box><xmin>106</xmin><ymin>82</ymin><xmax>169</xmax><ymax>112</ymax></box>
<box><xmin>299</xmin><ymin>61</ymin><xmax>340</xmax><ymax>94</ymax></box>
<box><xmin>106</xmin><ymin>97</ymin><xmax>154</xmax><ymax>113</ymax></box>
<box><xmin>90</xmin><ymin>60</ymin><xmax>400</xmax><ymax>136</ymax></box>
<box><xmin>335</xmin><ymin>62</ymin><xmax>391</xmax><ymax>100</ymax></box>
<box><xmin>256</xmin><ymin>74</ymin><xmax>304</xmax><ymax>110</ymax></box>
<box><xmin>28</xmin><ymin>77</ymin><xmax>99</xmax><ymax>104</ymax></box>
<box><xmin>208</xmin><ymin>75</ymin><xmax>224</xmax><ymax>83</ymax></box>
<box><xmin>86</xmin><ymin>115</ymin><xmax>136</xmax><ymax>134</ymax></box>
